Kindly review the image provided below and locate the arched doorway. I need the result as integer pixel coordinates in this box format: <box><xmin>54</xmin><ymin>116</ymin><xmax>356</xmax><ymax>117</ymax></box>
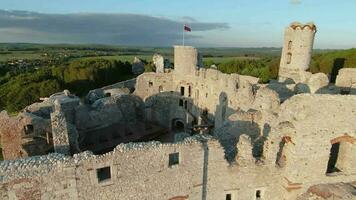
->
<box><xmin>172</xmin><ymin>119</ymin><xmax>185</xmax><ymax>132</ymax></box>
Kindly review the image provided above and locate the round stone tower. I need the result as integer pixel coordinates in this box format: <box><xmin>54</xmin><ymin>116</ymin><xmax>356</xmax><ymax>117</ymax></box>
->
<box><xmin>278</xmin><ymin>22</ymin><xmax>317</xmax><ymax>82</ymax></box>
<box><xmin>174</xmin><ymin>46</ymin><xmax>201</xmax><ymax>77</ymax></box>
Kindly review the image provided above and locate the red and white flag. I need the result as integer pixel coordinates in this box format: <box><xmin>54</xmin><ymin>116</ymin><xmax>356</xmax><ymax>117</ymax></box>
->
<box><xmin>184</xmin><ymin>25</ymin><xmax>191</xmax><ymax>32</ymax></box>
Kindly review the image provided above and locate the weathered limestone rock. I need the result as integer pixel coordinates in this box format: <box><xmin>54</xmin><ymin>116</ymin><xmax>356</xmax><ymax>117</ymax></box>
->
<box><xmin>307</xmin><ymin>73</ymin><xmax>329</xmax><ymax>93</ymax></box>
<box><xmin>335</xmin><ymin>68</ymin><xmax>356</xmax><ymax>94</ymax></box>
<box><xmin>152</xmin><ymin>53</ymin><xmax>165</xmax><ymax>73</ymax></box>
<box><xmin>132</xmin><ymin>57</ymin><xmax>145</xmax><ymax>75</ymax></box>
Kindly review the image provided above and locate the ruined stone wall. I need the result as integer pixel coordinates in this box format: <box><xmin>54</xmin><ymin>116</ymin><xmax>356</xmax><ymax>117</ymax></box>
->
<box><xmin>0</xmin><ymin>135</ymin><xmax>288</xmax><ymax>200</ymax></box>
<box><xmin>0</xmin><ymin>112</ymin><xmax>52</xmax><ymax>160</ymax></box>
<box><xmin>135</xmin><ymin>66</ymin><xmax>261</xmax><ymax>131</ymax></box>
<box><xmin>335</xmin><ymin>68</ymin><xmax>356</xmax><ymax>94</ymax></box>
<box><xmin>0</xmin><ymin>93</ymin><xmax>355</xmax><ymax>200</ymax></box>
<box><xmin>134</xmin><ymin>72</ymin><xmax>174</xmax><ymax>100</ymax></box>
<box><xmin>275</xmin><ymin>94</ymin><xmax>356</xmax><ymax>198</ymax></box>
<box><xmin>145</xmin><ymin>92</ymin><xmax>195</xmax><ymax>133</ymax></box>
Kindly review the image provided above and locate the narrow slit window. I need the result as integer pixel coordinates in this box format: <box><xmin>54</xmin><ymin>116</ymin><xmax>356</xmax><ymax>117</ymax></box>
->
<box><xmin>288</xmin><ymin>41</ymin><xmax>292</xmax><ymax>50</ymax></box>
<box><xmin>287</xmin><ymin>53</ymin><xmax>292</xmax><ymax>64</ymax></box>
<box><xmin>188</xmin><ymin>86</ymin><xmax>192</xmax><ymax>97</ymax></box>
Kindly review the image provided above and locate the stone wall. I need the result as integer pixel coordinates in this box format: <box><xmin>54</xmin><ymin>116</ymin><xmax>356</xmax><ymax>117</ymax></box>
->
<box><xmin>335</xmin><ymin>68</ymin><xmax>356</xmax><ymax>94</ymax></box>
<box><xmin>1</xmin><ymin>95</ymin><xmax>355</xmax><ymax>200</ymax></box>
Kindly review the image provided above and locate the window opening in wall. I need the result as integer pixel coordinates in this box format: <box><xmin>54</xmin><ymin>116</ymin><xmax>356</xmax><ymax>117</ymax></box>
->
<box><xmin>287</xmin><ymin>53</ymin><xmax>292</xmax><ymax>64</ymax></box>
<box><xmin>188</xmin><ymin>85</ymin><xmax>192</xmax><ymax>97</ymax></box>
<box><xmin>179</xmin><ymin>99</ymin><xmax>184</xmax><ymax>107</ymax></box>
<box><xmin>172</xmin><ymin>120</ymin><xmax>185</xmax><ymax>132</ymax></box>
<box><xmin>169</xmin><ymin>152</ymin><xmax>179</xmax><ymax>166</ymax></box>
<box><xmin>96</xmin><ymin>166</ymin><xmax>111</xmax><ymax>183</ymax></box>
<box><xmin>24</xmin><ymin>125</ymin><xmax>34</xmax><ymax>135</ymax></box>
<box><xmin>226</xmin><ymin>194</ymin><xmax>232</xmax><ymax>200</ymax></box>
<box><xmin>149</xmin><ymin>81</ymin><xmax>153</xmax><ymax>87</ymax></box>
<box><xmin>104</xmin><ymin>92</ymin><xmax>111</xmax><ymax>97</ymax></box>
<box><xmin>205</xmin><ymin>93</ymin><xmax>208</xmax><ymax>98</ymax></box>
<box><xmin>184</xmin><ymin>100</ymin><xmax>187</xmax><ymax>109</ymax></box>
<box><xmin>288</xmin><ymin>40</ymin><xmax>292</xmax><ymax>50</ymax></box>
<box><xmin>159</xmin><ymin>85</ymin><xmax>163</xmax><ymax>93</ymax></box>
<box><xmin>180</xmin><ymin>86</ymin><xmax>185</xmax><ymax>96</ymax></box>
<box><xmin>202</xmin><ymin>108</ymin><xmax>208</xmax><ymax>116</ymax></box>
<box><xmin>326</xmin><ymin>142</ymin><xmax>341</xmax><ymax>174</ymax></box>
<box><xmin>256</xmin><ymin>190</ymin><xmax>262</xmax><ymax>200</ymax></box>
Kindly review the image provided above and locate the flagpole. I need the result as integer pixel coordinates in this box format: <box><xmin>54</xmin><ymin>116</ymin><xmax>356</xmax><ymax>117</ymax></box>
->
<box><xmin>183</xmin><ymin>24</ymin><xmax>185</xmax><ymax>46</ymax></box>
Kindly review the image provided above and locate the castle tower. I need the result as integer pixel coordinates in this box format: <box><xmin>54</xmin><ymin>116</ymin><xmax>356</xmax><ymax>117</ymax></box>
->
<box><xmin>174</xmin><ymin>46</ymin><xmax>202</xmax><ymax>77</ymax></box>
<box><xmin>278</xmin><ymin>22</ymin><xmax>317</xmax><ymax>82</ymax></box>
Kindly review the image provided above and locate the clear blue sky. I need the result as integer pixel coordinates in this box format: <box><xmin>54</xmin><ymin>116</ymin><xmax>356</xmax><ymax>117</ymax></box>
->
<box><xmin>1</xmin><ymin>0</ymin><xmax>355</xmax><ymax>48</ymax></box>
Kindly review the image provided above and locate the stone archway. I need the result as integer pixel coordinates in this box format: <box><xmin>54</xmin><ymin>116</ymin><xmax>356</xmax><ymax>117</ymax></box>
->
<box><xmin>171</xmin><ymin>119</ymin><xmax>185</xmax><ymax>132</ymax></box>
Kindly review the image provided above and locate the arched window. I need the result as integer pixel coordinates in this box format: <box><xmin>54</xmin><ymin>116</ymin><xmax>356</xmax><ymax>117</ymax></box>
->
<box><xmin>287</xmin><ymin>53</ymin><xmax>292</xmax><ymax>64</ymax></box>
<box><xmin>288</xmin><ymin>41</ymin><xmax>292</xmax><ymax>50</ymax></box>
<box><xmin>158</xmin><ymin>85</ymin><xmax>163</xmax><ymax>93</ymax></box>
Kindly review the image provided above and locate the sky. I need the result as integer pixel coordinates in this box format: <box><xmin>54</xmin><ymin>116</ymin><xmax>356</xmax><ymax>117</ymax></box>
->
<box><xmin>0</xmin><ymin>0</ymin><xmax>355</xmax><ymax>48</ymax></box>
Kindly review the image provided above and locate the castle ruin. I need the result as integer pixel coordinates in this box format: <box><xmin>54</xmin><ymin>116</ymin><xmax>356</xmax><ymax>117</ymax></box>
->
<box><xmin>0</xmin><ymin>22</ymin><xmax>355</xmax><ymax>200</ymax></box>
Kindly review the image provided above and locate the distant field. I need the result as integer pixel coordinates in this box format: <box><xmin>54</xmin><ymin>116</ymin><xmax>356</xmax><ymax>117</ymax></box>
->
<box><xmin>0</xmin><ymin>51</ymin><xmax>44</xmax><ymax>61</ymax></box>
<box><xmin>79</xmin><ymin>55</ymin><xmax>259</xmax><ymax>64</ymax></box>
<box><xmin>79</xmin><ymin>55</ymin><xmax>155</xmax><ymax>63</ymax></box>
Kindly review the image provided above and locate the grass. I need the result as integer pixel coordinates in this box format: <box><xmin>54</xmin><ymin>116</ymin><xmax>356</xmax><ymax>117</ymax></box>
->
<box><xmin>0</xmin><ymin>51</ymin><xmax>44</xmax><ymax>61</ymax></box>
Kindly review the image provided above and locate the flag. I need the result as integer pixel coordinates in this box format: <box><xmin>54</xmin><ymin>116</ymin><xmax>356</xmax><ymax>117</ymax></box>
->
<box><xmin>184</xmin><ymin>25</ymin><xmax>191</xmax><ymax>32</ymax></box>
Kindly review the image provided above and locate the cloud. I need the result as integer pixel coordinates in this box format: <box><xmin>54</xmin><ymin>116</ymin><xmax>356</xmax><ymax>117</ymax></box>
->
<box><xmin>289</xmin><ymin>0</ymin><xmax>302</xmax><ymax>5</ymax></box>
<box><xmin>0</xmin><ymin>10</ymin><xmax>229</xmax><ymax>46</ymax></box>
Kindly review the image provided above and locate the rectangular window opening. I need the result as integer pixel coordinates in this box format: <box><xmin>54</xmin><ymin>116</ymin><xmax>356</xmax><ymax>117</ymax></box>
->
<box><xmin>179</xmin><ymin>99</ymin><xmax>184</xmax><ymax>107</ymax></box>
<box><xmin>149</xmin><ymin>81</ymin><xmax>153</xmax><ymax>87</ymax></box>
<box><xmin>226</xmin><ymin>194</ymin><xmax>232</xmax><ymax>200</ymax></box>
<box><xmin>24</xmin><ymin>124</ymin><xmax>34</xmax><ymax>135</ymax></box>
<box><xmin>180</xmin><ymin>86</ymin><xmax>185</xmax><ymax>96</ymax></box>
<box><xmin>188</xmin><ymin>86</ymin><xmax>192</xmax><ymax>97</ymax></box>
<box><xmin>169</xmin><ymin>152</ymin><xmax>179</xmax><ymax>167</ymax></box>
<box><xmin>96</xmin><ymin>166</ymin><xmax>111</xmax><ymax>183</ymax></box>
